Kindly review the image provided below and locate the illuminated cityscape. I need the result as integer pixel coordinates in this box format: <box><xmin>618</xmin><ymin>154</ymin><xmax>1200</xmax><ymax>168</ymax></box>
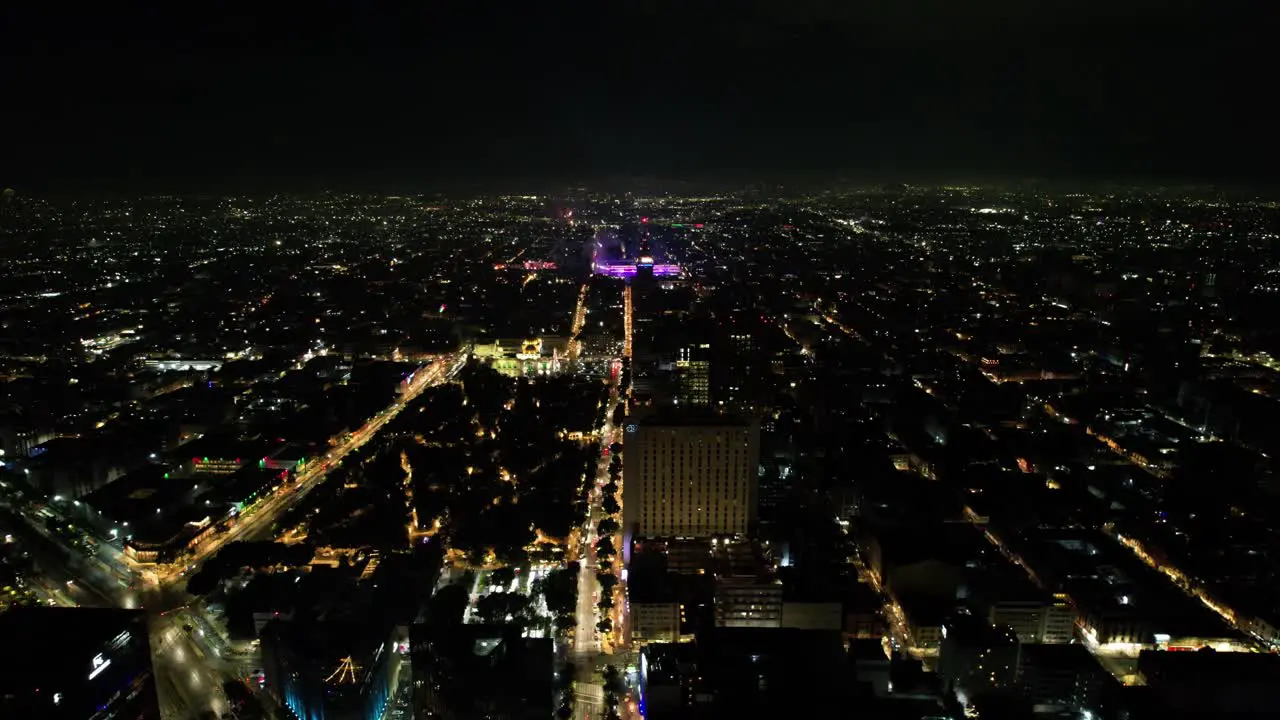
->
<box><xmin>1</xmin><ymin>186</ymin><xmax>1278</xmax><ymax>720</ymax></box>
<box><xmin>1</xmin><ymin>4</ymin><xmax>1276</xmax><ymax>720</ymax></box>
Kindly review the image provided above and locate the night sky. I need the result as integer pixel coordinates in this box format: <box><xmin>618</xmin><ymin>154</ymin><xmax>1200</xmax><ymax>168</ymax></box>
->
<box><xmin>3</xmin><ymin>2</ymin><xmax>1274</xmax><ymax>192</ymax></box>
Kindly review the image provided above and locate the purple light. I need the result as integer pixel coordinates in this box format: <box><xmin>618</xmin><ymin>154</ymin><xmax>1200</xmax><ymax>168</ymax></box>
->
<box><xmin>594</xmin><ymin>263</ymin><xmax>682</xmax><ymax>277</ymax></box>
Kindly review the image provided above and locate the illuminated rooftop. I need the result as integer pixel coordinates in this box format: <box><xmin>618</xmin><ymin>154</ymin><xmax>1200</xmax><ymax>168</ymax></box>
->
<box><xmin>593</xmin><ymin>261</ymin><xmax>682</xmax><ymax>277</ymax></box>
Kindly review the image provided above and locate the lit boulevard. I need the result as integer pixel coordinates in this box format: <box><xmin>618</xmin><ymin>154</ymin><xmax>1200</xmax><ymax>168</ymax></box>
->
<box><xmin>622</xmin><ymin>284</ymin><xmax>633</xmax><ymax>359</ymax></box>
<box><xmin>572</xmin><ymin>408</ymin><xmax>612</xmax><ymax>720</ymax></box>
<box><xmin>141</xmin><ymin>352</ymin><xmax>465</xmax><ymax>587</ymax></box>
<box><xmin>147</xmin><ymin>352</ymin><xmax>464</xmax><ymax>719</ymax></box>
<box><xmin>570</xmin><ymin>283</ymin><xmax>634</xmax><ymax>720</ymax></box>
<box><xmin>568</xmin><ymin>282</ymin><xmax>589</xmax><ymax>361</ymax></box>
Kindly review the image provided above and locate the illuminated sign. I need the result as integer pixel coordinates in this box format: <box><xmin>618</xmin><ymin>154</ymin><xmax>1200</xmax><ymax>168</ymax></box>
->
<box><xmin>625</xmin><ymin>424</ymin><xmax>637</xmax><ymax>434</ymax></box>
<box><xmin>88</xmin><ymin>653</ymin><xmax>111</xmax><ymax>679</ymax></box>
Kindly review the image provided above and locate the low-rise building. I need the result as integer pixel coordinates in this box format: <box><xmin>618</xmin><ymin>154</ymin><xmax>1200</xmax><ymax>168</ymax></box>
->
<box><xmin>632</xmin><ymin>601</ymin><xmax>681</xmax><ymax>644</ymax></box>
<box><xmin>713</xmin><ymin>575</ymin><xmax>782</xmax><ymax>628</ymax></box>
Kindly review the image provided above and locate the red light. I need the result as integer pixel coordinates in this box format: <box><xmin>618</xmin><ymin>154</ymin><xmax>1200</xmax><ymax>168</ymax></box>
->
<box><xmin>641</xmin><ymin>217</ymin><xmax>649</xmax><ymax>224</ymax></box>
<box><xmin>694</xmin><ymin>223</ymin><xmax>704</xmax><ymax>229</ymax></box>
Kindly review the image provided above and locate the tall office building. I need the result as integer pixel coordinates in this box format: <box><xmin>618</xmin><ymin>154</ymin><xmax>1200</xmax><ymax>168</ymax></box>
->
<box><xmin>674</xmin><ymin>343</ymin><xmax>711</xmax><ymax>407</ymax></box>
<box><xmin>713</xmin><ymin>323</ymin><xmax>767</xmax><ymax>412</ymax></box>
<box><xmin>623</xmin><ymin>411</ymin><xmax>759</xmax><ymax>538</ymax></box>
<box><xmin>0</xmin><ymin>607</ymin><xmax>159</xmax><ymax>720</ymax></box>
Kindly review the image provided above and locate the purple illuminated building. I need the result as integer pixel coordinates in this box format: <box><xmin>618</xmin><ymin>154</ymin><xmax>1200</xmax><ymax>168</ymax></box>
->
<box><xmin>594</xmin><ymin>262</ymin><xmax>682</xmax><ymax>277</ymax></box>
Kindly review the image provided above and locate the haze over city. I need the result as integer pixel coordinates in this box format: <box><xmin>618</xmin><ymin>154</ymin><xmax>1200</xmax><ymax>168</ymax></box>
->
<box><xmin>4</xmin><ymin>2</ymin><xmax>1275</xmax><ymax>192</ymax></box>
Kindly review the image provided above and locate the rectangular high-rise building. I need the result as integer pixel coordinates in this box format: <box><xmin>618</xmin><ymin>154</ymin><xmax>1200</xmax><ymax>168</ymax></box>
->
<box><xmin>624</xmin><ymin>412</ymin><xmax>759</xmax><ymax>538</ymax></box>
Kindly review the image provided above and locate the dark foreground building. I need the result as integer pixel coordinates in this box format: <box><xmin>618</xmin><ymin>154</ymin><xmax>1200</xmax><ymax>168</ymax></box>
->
<box><xmin>639</xmin><ymin>627</ymin><xmax>848</xmax><ymax>718</ymax></box>
<box><xmin>260</xmin><ymin>619</ymin><xmax>396</xmax><ymax>720</ymax></box>
<box><xmin>0</xmin><ymin>607</ymin><xmax>159</xmax><ymax>720</ymax></box>
<box><xmin>410</xmin><ymin>623</ymin><xmax>553</xmax><ymax>720</ymax></box>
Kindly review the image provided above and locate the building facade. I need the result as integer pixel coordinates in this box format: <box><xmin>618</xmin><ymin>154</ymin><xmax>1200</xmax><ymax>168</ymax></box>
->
<box><xmin>714</xmin><ymin>576</ymin><xmax>783</xmax><ymax>628</ymax></box>
<box><xmin>631</xmin><ymin>602</ymin><xmax>682</xmax><ymax>644</ymax></box>
<box><xmin>623</xmin><ymin>414</ymin><xmax>759</xmax><ymax>538</ymax></box>
<box><xmin>471</xmin><ymin>337</ymin><xmax>569</xmax><ymax>377</ymax></box>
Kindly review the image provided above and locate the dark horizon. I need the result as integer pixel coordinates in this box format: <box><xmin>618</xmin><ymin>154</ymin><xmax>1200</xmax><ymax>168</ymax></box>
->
<box><xmin>3</xmin><ymin>2</ymin><xmax>1274</xmax><ymax>193</ymax></box>
<box><xmin>10</xmin><ymin>175</ymin><xmax>1279</xmax><ymax>203</ymax></box>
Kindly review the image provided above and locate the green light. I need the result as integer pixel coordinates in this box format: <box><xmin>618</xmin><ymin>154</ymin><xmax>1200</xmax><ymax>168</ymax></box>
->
<box><xmin>672</xmin><ymin>224</ymin><xmax>684</xmax><ymax>228</ymax></box>
<box><xmin>203</xmin><ymin>457</ymin><xmax>208</xmax><ymax>463</ymax></box>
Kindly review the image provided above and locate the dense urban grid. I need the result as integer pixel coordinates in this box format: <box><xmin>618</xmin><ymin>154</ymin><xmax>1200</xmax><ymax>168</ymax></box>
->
<box><xmin>2</xmin><ymin>187</ymin><xmax>1280</xmax><ymax>720</ymax></box>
